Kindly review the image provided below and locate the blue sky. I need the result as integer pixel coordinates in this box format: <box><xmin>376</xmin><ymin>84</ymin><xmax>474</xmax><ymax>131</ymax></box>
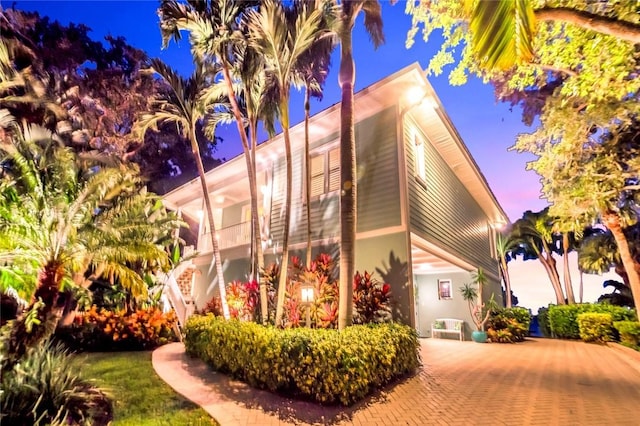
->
<box><xmin>12</xmin><ymin>0</ymin><xmax>549</xmax><ymax>221</ymax></box>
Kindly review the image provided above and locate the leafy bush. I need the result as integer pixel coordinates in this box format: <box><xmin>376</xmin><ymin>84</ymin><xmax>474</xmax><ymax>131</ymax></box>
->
<box><xmin>56</xmin><ymin>305</ymin><xmax>177</xmax><ymax>351</ymax></box>
<box><xmin>0</xmin><ymin>340</ymin><xmax>112</xmax><ymax>425</ymax></box>
<box><xmin>353</xmin><ymin>271</ymin><xmax>392</xmax><ymax>324</ymax></box>
<box><xmin>184</xmin><ymin>315</ymin><xmax>420</xmax><ymax>405</ymax></box>
<box><xmin>486</xmin><ymin>307</ymin><xmax>531</xmax><ymax>343</ymax></box>
<box><xmin>613</xmin><ymin>321</ymin><xmax>640</xmax><ymax>350</ymax></box>
<box><xmin>577</xmin><ymin>313</ymin><xmax>613</xmax><ymax>343</ymax></box>
<box><xmin>536</xmin><ymin>306</ymin><xmax>552</xmax><ymax>338</ymax></box>
<box><xmin>548</xmin><ymin>304</ymin><xmax>636</xmax><ymax>339</ymax></box>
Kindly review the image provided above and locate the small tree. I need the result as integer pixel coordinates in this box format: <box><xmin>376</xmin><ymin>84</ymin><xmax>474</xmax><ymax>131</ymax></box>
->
<box><xmin>460</xmin><ymin>268</ymin><xmax>492</xmax><ymax>332</ymax></box>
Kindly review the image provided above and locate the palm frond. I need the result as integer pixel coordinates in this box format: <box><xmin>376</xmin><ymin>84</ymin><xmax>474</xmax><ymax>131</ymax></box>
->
<box><xmin>470</xmin><ymin>0</ymin><xmax>535</xmax><ymax>70</ymax></box>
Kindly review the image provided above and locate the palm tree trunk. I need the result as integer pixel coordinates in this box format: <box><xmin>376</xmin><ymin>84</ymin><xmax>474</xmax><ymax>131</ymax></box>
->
<box><xmin>532</xmin><ymin>243</ymin><xmax>566</xmax><ymax>304</ymax></box>
<box><xmin>579</xmin><ymin>270</ymin><xmax>584</xmax><ymax>303</ymax></box>
<box><xmin>338</xmin><ymin>27</ymin><xmax>356</xmax><ymax>330</ymax></box>
<box><xmin>3</xmin><ymin>261</ymin><xmax>64</xmax><ymax>373</ymax></box>
<box><xmin>500</xmin><ymin>257</ymin><xmax>512</xmax><ymax>308</ymax></box>
<box><xmin>562</xmin><ymin>233</ymin><xmax>576</xmax><ymax>304</ymax></box>
<box><xmin>604</xmin><ymin>211</ymin><xmax>640</xmax><ymax>310</ymax></box>
<box><xmin>219</xmin><ymin>62</ymin><xmax>264</xmax><ymax>322</ymax></box>
<box><xmin>250</xmin><ymin>121</ymin><xmax>268</xmax><ymax>324</ymax></box>
<box><xmin>274</xmin><ymin>99</ymin><xmax>293</xmax><ymax>327</ymax></box>
<box><xmin>304</xmin><ymin>87</ymin><xmax>312</xmax><ymax>268</ymax></box>
<box><xmin>190</xmin><ymin>126</ymin><xmax>229</xmax><ymax>319</ymax></box>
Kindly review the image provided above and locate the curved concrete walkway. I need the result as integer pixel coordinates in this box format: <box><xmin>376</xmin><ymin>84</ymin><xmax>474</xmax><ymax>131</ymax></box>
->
<box><xmin>152</xmin><ymin>338</ymin><xmax>640</xmax><ymax>425</ymax></box>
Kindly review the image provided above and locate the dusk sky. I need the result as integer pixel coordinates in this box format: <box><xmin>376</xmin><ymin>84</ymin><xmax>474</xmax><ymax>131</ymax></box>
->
<box><xmin>13</xmin><ymin>0</ymin><xmax>549</xmax><ymax>222</ymax></box>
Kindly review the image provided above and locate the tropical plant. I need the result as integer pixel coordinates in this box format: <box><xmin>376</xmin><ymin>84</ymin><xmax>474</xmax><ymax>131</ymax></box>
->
<box><xmin>0</xmin><ymin>122</ymin><xmax>177</xmax><ymax>371</ymax></box>
<box><xmin>245</xmin><ymin>0</ymin><xmax>335</xmax><ymax>326</ymax></box>
<box><xmin>510</xmin><ymin>209</ymin><xmax>566</xmax><ymax>304</ymax></box>
<box><xmin>0</xmin><ymin>340</ymin><xmax>113</xmax><ymax>425</ymax></box>
<box><xmin>459</xmin><ymin>268</ymin><xmax>493</xmax><ymax>332</ymax></box>
<box><xmin>337</xmin><ymin>0</ymin><xmax>385</xmax><ymax>330</ymax></box>
<box><xmin>134</xmin><ymin>59</ymin><xmax>230</xmax><ymax>320</ymax></box>
<box><xmin>159</xmin><ymin>0</ymin><xmax>272</xmax><ymax>324</ymax></box>
<box><xmin>352</xmin><ymin>270</ymin><xmax>392</xmax><ymax>325</ymax></box>
<box><xmin>486</xmin><ymin>307</ymin><xmax>531</xmax><ymax>343</ymax></box>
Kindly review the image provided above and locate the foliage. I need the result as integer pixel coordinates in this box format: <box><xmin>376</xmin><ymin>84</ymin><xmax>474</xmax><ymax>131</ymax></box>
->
<box><xmin>0</xmin><ymin>340</ymin><xmax>112</xmax><ymax>426</ymax></box>
<box><xmin>56</xmin><ymin>305</ymin><xmax>177</xmax><ymax>352</ymax></box>
<box><xmin>536</xmin><ymin>306</ymin><xmax>552</xmax><ymax>338</ymax></box>
<box><xmin>459</xmin><ymin>268</ymin><xmax>492</xmax><ymax>331</ymax></box>
<box><xmin>577</xmin><ymin>312</ymin><xmax>613</xmax><ymax>343</ymax></box>
<box><xmin>548</xmin><ymin>303</ymin><xmax>637</xmax><ymax>339</ymax></box>
<box><xmin>0</xmin><ymin>123</ymin><xmax>180</xmax><ymax>368</ymax></box>
<box><xmin>352</xmin><ymin>271</ymin><xmax>392</xmax><ymax>324</ymax></box>
<box><xmin>0</xmin><ymin>8</ymin><xmax>208</xmax><ymax>185</ymax></box>
<box><xmin>598</xmin><ymin>280</ymin><xmax>635</xmax><ymax>308</ymax></box>
<box><xmin>613</xmin><ymin>321</ymin><xmax>640</xmax><ymax>350</ymax></box>
<box><xmin>79</xmin><ymin>351</ymin><xmax>216</xmax><ymax>425</ymax></box>
<box><xmin>486</xmin><ymin>307</ymin><xmax>531</xmax><ymax>343</ymax></box>
<box><xmin>184</xmin><ymin>315</ymin><xmax>420</xmax><ymax>406</ymax></box>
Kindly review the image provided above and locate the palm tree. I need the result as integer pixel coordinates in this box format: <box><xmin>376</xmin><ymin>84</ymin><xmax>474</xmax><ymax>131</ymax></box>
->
<box><xmin>0</xmin><ymin>122</ymin><xmax>177</xmax><ymax>370</ymax></box>
<box><xmin>294</xmin><ymin>0</ymin><xmax>337</xmax><ymax>268</ymax></box>
<box><xmin>159</xmin><ymin>0</ymin><xmax>270</xmax><ymax>322</ymax></box>
<box><xmin>337</xmin><ymin>0</ymin><xmax>384</xmax><ymax>330</ymax></box>
<box><xmin>246</xmin><ymin>0</ymin><xmax>333</xmax><ymax>326</ymax></box>
<box><xmin>495</xmin><ymin>232</ymin><xmax>515</xmax><ymax>308</ymax></box>
<box><xmin>135</xmin><ymin>59</ymin><xmax>230</xmax><ymax>320</ymax></box>
<box><xmin>511</xmin><ymin>209</ymin><xmax>566</xmax><ymax>305</ymax></box>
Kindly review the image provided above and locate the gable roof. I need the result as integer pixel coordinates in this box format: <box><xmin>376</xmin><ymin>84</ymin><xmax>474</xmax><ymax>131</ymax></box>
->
<box><xmin>162</xmin><ymin>62</ymin><xmax>508</xmax><ymax>226</ymax></box>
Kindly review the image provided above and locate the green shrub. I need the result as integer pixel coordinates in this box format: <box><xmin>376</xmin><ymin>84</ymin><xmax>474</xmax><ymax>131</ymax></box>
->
<box><xmin>613</xmin><ymin>321</ymin><xmax>640</xmax><ymax>350</ymax></box>
<box><xmin>537</xmin><ymin>306</ymin><xmax>552</xmax><ymax>337</ymax></box>
<box><xmin>577</xmin><ymin>313</ymin><xmax>613</xmax><ymax>343</ymax></box>
<box><xmin>0</xmin><ymin>340</ymin><xmax>112</xmax><ymax>425</ymax></box>
<box><xmin>548</xmin><ymin>304</ymin><xmax>636</xmax><ymax>339</ymax></box>
<box><xmin>56</xmin><ymin>305</ymin><xmax>177</xmax><ymax>352</ymax></box>
<box><xmin>184</xmin><ymin>315</ymin><xmax>420</xmax><ymax>405</ymax></box>
<box><xmin>486</xmin><ymin>307</ymin><xmax>531</xmax><ymax>343</ymax></box>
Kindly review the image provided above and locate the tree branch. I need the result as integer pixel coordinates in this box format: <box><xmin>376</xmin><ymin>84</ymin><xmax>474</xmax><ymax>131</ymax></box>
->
<box><xmin>537</xmin><ymin>64</ymin><xmax>577</xmax><ymax>77</ymax></box>
<box><xmin>535</xmin><ymin>7</ymin><xmax>640</xmax><ymax>44</ymax></box>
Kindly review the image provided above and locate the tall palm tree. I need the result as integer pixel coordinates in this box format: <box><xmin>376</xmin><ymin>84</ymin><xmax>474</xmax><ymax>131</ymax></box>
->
<box><xmin>159</xmin><ymin>0</ymin><xmax>270</xmax><ymax>322</ymax></box>
<box><xmin>293</xmin><ymin>0</ymin><xmax>337</xmax><ymax>268</ymax></box>
<box><xmin>511</xmin><ymin>209</ymin><xmax>566</xmax><ymax>305</ymax></box>
<box><xmin>337</xmin><ymin>0</ymin><xmax>384</xmax><ymax>330</ymax></box>
<box><xmin>0</xmin><ymin>122</ymin><xmax>177</xmax><ymax>370</ymax></box>
<box><xmin>495</xmin><ymin>232</ymin><xmax>515</xmax><ymax>308</ymax></box>
<box><xmin>246</xmin><ymin>0</ymin><xmax>333</xmax><ymax>326</ymax></box>
<box><xmin>135</xmin><ymin>59</ymin><xmax>230</xmax><ymax>319</ymax></box>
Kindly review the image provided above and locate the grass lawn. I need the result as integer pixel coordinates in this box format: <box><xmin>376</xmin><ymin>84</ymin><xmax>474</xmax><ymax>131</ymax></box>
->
<box><xmin>78</xmin><ymin>351</ymin><xmax>217</xmax><ymax>425</ymax></box>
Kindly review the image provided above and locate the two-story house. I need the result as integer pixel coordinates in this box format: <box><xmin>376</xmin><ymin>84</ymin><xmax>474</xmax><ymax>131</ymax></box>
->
<box><xmin>162</xmin><ymin>63</ymin><xmax>508</xmax><ymax>339</ymax></box>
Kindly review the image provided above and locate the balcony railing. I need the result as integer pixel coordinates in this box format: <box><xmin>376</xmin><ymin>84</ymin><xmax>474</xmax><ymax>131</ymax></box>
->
<box><xmin>198</xmin><ymin>221</ymin><xmax>251</xmax><ymax>253</ymax></box>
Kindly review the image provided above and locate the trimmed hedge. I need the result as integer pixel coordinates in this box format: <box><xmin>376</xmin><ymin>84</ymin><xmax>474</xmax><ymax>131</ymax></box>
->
<box><xmin>548</xmin><ymin>304</ymin><xmax>636</xmax><ymax>339</ymax></box>
<box><xmin>184</xmin><ymin>315</ymin><xmax>421</xmax><ymax>405</ymax></box>
<box><xmin>614</xmin><ymin>321</ymin><xmax>640</xmax><ymax>350</ymax></box>
<box><xmin>486</xmin><ymin>307</ymin><xmax>531</xmax><ymax>343</ymax></box>
<box><xmin>577</xmin><ymin>313</ymin><xmax>613</xmax><ymax>343</ymax></box>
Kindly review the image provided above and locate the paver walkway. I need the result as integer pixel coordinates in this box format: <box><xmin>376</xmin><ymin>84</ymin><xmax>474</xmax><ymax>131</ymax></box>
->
<box><xmin>152</xmin><ymin>338</ymin><xmax>640</xmax><ymax>425</ymax></box>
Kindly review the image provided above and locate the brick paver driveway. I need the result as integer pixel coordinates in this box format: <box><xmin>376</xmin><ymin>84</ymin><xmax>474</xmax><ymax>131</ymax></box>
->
<box><xmin>152</xmin><ymin>338</ymin><xmax>640</xmax><ymax>425</ymax></box>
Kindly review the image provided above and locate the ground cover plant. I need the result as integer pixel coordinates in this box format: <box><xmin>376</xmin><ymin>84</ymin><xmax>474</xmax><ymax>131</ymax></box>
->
<box><xmin>184</xmin><ymin>315</ymin><xmax>420</xmax><ymax>406</ymax></box>
<box><xmin>486</xmin><ymin>307</ymin><xmax>531</xmax><ymax>343</ymax></box>
<box><xmin>78</xmin><ymin>351</ymin><xmax>216</xmax><ymax>425</ymax></box>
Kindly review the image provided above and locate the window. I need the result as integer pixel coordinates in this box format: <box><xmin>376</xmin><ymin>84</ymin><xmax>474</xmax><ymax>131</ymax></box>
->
<box><xmin>414</xmin><ymin>133</ymin><xmax>426</xmax><ymax>182</ymax></box>
<box><xmin>310</xmin><ymin>147</ymin><xmax>340</xmax><ymax>197</ymax></box>
<box><xmin>438</xmin><ymin>279</ymin><xmax>453</xmax><ymax>300</ymax></box>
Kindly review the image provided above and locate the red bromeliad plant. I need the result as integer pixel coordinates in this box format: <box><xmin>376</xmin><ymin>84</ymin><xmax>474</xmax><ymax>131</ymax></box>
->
<box><xmin>353</xmin><ymin>271</ymin><xmax>392</xmax><ymax>324</ymax></box>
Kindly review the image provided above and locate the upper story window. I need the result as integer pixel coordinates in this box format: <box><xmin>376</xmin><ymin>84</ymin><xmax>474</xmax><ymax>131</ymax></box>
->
<box><xmin>310</xmin><ymin>147</ymin><xmax>340</xmax><ymax>197</ymax></box>
<box><xmin>414</xmin><ymin>133</ymin><xmax>427</xmax><ymax>183</ymax></box>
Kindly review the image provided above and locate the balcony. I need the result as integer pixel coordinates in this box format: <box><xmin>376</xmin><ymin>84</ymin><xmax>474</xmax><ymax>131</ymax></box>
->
<box><xmin>198</xmin><ymin>221</ymin><xmax>251</xmax><ymax>253</ymax></box>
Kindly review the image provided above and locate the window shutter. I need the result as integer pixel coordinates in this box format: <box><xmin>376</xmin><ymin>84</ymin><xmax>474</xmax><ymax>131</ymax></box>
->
<box><xmin>328</xmin><ymin>148</ymin><xmax>340</xmax><ymax>192</ymax></box>
<box><xmin>310</xmin><ymin>154</ymin><xmax>324</xmax><ymax>197</ymax></box>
